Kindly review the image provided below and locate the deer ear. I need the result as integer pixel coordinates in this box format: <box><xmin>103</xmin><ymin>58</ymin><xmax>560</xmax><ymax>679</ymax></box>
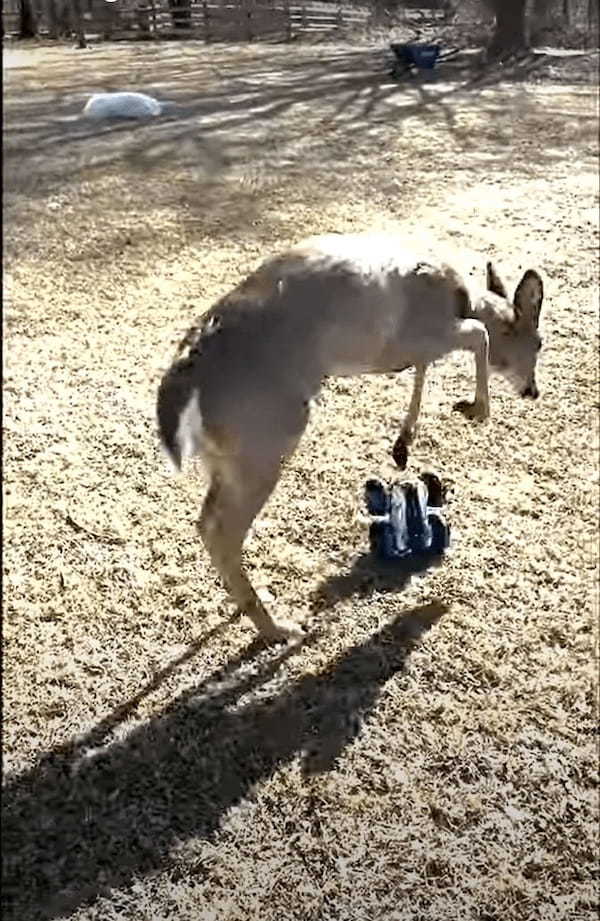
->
<box><xmin>486</xmin><ymin>261</ymin><xmax>508</xmax><ymax>299</ymax></box>
<box><xmin>514</xmin><ymin>269</ymin><xmax>543</xmax><ymax>328</ymax></box>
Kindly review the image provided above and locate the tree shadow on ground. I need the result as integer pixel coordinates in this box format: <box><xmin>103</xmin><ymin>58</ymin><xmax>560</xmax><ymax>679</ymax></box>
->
<box><xmin>4</xmin><ymin>44</ymin><xmax>596</xmax><ymax>211</ymax></box>
<box><xmin>2</xmin><ymin>600</ymin><xmax>447</xmax><ymax>921</ymax></box>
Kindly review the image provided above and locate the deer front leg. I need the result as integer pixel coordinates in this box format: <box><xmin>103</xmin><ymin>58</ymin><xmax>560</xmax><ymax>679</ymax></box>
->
<box><xmin>392</xmin><ymin>363</ymin><xmax>427</xmax><ymax>469</ymax></box>
<box><xmin>452</xmin><ymin>319</ymin><xmax>490</xmax><ymax>421</ymax></box>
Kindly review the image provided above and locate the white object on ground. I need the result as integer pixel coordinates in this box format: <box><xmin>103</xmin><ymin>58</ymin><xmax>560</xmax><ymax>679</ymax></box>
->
<box><xmin>83</xmin><ymin>91</ymin><xmax>164</xmax><ymax>119</ymax></box>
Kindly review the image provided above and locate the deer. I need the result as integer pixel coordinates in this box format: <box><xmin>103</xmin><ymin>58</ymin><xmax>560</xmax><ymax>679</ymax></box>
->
<box><xmin>156</xmin><ymin>232</ymin><xmax>544</xmax><ymax>643</ymax></box>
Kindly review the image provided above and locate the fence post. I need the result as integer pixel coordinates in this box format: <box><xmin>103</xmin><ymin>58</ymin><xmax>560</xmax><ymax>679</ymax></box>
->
<box><xmin>203</xmin><ymin>0</ymin><xmax>210</xmax><ymax>40</ymax></box>
<box><xmin>74</xmin><ymin>0</ymin><xmax>86</xmax><ymax>44</ymax></box>
<box><xmin>47</xmin><ymin>0</ymin><xmax>58</xmax><ymax>39</ymax></box>
<box><xmin>284</xmin><ymin>0</ymin><xmax>291</xmax><ymax>40</ymax></box>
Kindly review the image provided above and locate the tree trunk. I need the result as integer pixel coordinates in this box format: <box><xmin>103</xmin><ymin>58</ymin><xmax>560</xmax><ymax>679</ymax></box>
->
<box><xmin>18</xmin><ymin>0</ymin><xmax>38</xmax><ymax>37</ymax></box>
<box><xmin>487</xmin><ymin>0</ymin><xmax>529</xmax><ymax>58</ymax></box>
<box><xmin>47</xmin><ymin>0</ymin><xmax>59</xmax><ymax>38</ymax></box>
<box><xmin>531</xmin><ymin>0</ymin><xmax>551</xmax><ymax>42</ymax></box>
<box><xmin>532</xmin><ymin>0</ymin><xmax>551</xmax><ymax>26</ymax></box>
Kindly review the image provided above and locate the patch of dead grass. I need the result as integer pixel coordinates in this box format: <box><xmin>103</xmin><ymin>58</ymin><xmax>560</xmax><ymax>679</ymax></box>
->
<box><xmin>3</xmin><ymin>39</ymin><xmax>599</xmax><ymax>921</ymax></box>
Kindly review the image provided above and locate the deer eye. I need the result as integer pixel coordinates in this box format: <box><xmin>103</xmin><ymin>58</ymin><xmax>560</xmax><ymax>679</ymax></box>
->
<box><xmin>536</xmin><ymin>337</ymin><xmax>543</xmax><ymax>352</ymax></box>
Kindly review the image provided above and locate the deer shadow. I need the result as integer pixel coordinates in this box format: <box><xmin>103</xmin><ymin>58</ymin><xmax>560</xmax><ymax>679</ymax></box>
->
<box><xmin>2</xmin><ymin>601</ymin><xmax>447</xmax><ymax>921</ymax></box>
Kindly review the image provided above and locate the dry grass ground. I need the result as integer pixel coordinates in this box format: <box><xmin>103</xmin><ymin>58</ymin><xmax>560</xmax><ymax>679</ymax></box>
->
<box><xmin>3</xmin><ymin>38</ymin><xmax>599</xmax><ymax>921</ymax></box>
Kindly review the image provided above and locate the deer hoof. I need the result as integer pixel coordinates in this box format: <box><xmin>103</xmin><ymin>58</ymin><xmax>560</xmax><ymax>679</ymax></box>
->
<box><xmin>265</xmin><ymin>618</ymin><xmax>304</xmax><ymax>644</ymax></box>
<box><xmin>392</xmin><ymin>435</ymin><xmax>409</xmax><ymax>469</ymax></box>
<box><xmin>453</xmin><ymin>399</ymin><xmax>489</xmax><ymax>422</ymax></box>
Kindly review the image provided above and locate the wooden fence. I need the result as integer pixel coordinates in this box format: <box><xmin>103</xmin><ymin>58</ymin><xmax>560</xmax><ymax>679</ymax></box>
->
<box><xmin>4</xmin><ymin>0</ymin><xmax>598</xmax><ymax>44</ymax></box>
<box><xmin>2</xmin><ymin>0</ymin><xmax>373</xmax><ymax>42</ymax></box>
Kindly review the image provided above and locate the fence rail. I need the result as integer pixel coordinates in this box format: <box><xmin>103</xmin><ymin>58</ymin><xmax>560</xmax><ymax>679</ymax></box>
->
<box><xmin>4</xmin><ymin>0</ymin><xmax>597</xmax><ymax>45</ymax></box>
<box><xmin>2</xmin><ymin>0</ymin><xmax>373</xmax><ymax>42</ymax></box>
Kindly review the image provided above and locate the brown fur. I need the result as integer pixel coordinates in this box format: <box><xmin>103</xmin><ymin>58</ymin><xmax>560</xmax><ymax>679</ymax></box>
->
<box><xmin>157</xmin><ymin>233</ymin><xmax>544</xmax><ymax>642</ymax></box>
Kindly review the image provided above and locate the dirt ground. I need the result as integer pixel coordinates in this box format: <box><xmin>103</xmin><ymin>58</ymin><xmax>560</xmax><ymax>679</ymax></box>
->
<box><xmin>3</xmin><ymin>38</ymin><xmax>599</xmax><ymax>921</ymax></box>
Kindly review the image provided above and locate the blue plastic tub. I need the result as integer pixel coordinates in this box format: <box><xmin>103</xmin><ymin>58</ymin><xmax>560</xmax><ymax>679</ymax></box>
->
<box><xmin>391</xmin><ymin>42</ymin><xmax>441</xmax><ymax>71</ymax></box>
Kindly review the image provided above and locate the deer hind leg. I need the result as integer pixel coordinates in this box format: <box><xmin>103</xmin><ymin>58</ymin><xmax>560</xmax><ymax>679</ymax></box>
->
<box><xmin>452</xmin><ymin>319</ymin><xmax>490</xmax><ymax>421</ymax></box>
<box><xmin>198</xmin><ymin>424</ymin><xmax>306</xmax><ymax>643</ymax></box>
<box><xmin>392</xmin><ymin>363</ymin><xmax>427</xmax><ymax>470</ymax></box>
